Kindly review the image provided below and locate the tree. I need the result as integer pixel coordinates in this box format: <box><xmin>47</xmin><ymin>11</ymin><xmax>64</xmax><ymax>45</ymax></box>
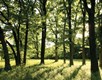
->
<box><xmin>0</xmin><ymin>27</ymin><xmax>11</xmax><ymax>71</ymax></box>
<box><xmin>80</xmin><ymin>0</ymin><xmax>86</xmax><ymax>65</ymax></box>
<box><xmin>67</xmin><ymin>0</ymin><xmax>74</xmax><ymax>66</ymax></box>
<box><xmin>39</xmin><ymin>0</ymin><xmax>47</xmax><ymax>64</ymax></box>
<box><xmin>0</xmin><ymin>0</ymin><xmax>21</xmax><ymax>65</ymax></box>
<box><xmin>96</xmin><ymin>0</ymin><xmax>102</xmax><ymax>69</ymax></box>
<box><xmin>63</xmin><ymin>0</ymin><xmax>67</xmax><ymax>63</ymax></box>
<box><xmin>83</xmin><ymin>0</ymin><xmax>99</xmax><ymax>73</ymax></box>
<box><xmin>23</xmin><ymin>0</ymin><xmax>36</xmax><ymax>64</ymax></box>
<box><xmin>54</xmin><ymin>16</ymin><xmax>59</xmax><ymax>62</ymax></box>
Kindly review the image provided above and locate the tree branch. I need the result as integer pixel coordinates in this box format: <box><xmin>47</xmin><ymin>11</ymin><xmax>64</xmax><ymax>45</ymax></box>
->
<box><xmin>6</xmin><ymin>40</ymin><xmax>17</xmax><ymax>59</ymax></box>
<box><xmin>0</xmin><ymin>11</ymin><xmax>8</xmax><ymax>21</ymax></box>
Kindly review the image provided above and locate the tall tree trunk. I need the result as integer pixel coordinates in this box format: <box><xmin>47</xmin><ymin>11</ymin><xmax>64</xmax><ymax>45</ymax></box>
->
<box><xmin>97</xmin><ymin>6</ymin><xmax>102</xmax><ymax>69</ymax></box>
<box><xmin>63</xmin><ymin>0</ymin><xmax>66</xmax><ymax>64</ymax></box>
<box><xmin>83</xmin><ymin>0</ymin><xmax>99</xmax><ymax>73</ymax></box>
<box><xmin>40</xmin><ymin>0</ymin><xmax>47</xmax><ymax>64</ymax></box>
<box><xmin>63</xmin><ymin>19</ymin><xmax>66</xmax><ymax>63</ymax></box>
<box><xmin>63</xmin><ymin>17</ymin><xmax>66</xmax><ymax>63</ymax></box>
<box><xmin>0</xmin><ymin>27</ymin><xmax>11</xmax><ymax>71</ymax></box>
<box><xmin>41</xmin><ymin>23</ymin><xmax>46</xmax><ymax>64</ymax></box>
<box><xmin>98</xmin><ymin>17</ymin><xmax>102</xmax><ymax>69</ymax></box>
<box><xmin>12</xmin><ymin>30</ymin><xmax>21</xmax><ymax>65</ymax></box>
<box><xmin>23</xmin><ymin>14</ymin><xmax>29</xmax><ymax>64</ymax></box>
<box><xmin>89</xmin><ymin>11</ymin><xmax>99</xmax><ymax>73</ymax></box>
<box><xmin>82</xmin><ymin>4</ymin><xmax>86</xmax><ymax>65</ymax></box>
<box><xmin>55</xmin><ymin>16</ymin><xmax>58</xmax><ymax>62</ymax></box>
<box><xmin>68</xmin><ymin>1</ymin><xmax>73</xmax><ymax>66</ymax></box>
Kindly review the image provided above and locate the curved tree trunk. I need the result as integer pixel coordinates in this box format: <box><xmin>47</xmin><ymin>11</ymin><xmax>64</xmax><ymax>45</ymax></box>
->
<box><xmin>6</xmin><ymin>40</ymin><xmax>17</xmax><ymax>65</ymax></box>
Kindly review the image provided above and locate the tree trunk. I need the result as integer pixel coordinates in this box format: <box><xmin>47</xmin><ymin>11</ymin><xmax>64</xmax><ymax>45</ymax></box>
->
<box><xmin>0</xmin><ymin>27</ymin><xmax>11</xmax><ymax>71</ymax></box>
<box><xmin>68</xmin><ymin>2</ymin><xmax>73</xmax><ymax>66</ymax></box>
<box><xmin>55</xmin><ymin>16</ymin><xmax>58</xmax><ymax>62</ymax></box>
<box><xmin>12</xmin><ymin>30</ymin><xmax>21</xmax><ymax>65</ymax></box>
<box><xmin>40</xmin><ymin>0</ymin><xmax>47</xmax><ymax>64</ymax></box>
<box><xmin>83</xmin><ymin>0</ymin><xmax>99</xmax><ymax>73</ymax></box>
<box><xmin>63</xmin><ymin>18</ymin><xmax>66</xmax><ymax>63</ymax></box>
<box><xmin>99</xmin><ymin>46</ymin><xmax>102</xmax><ymax>69</ymax></box>
<box><xmin>89</xmin><ymin>11</ymin><xmax>99</xmax><ymax>73</ymax></box>
<box><xmin>41</xmin><ymin>23</ymin><xmax>46</xmax><ymax>64</ymax></box>
<box><xmin>82</xmin><ymin>6</ymin><xmax>86</xmax><ymax>65</ymax></box>
<box><xmin>23</xmin><ymin>14</ymin><xmax>29</xmax><ymax>64</ymax></box>
<box><xmin>55</xmin><ymin>32</ymin><xmax>58</xmax><ymax>62</ymax></box>
<box><xmin>6</xmin><ymin>40</ymin><xmax>17</xmax><ymax>65</ymax></box>
<box><xmin>98</xmin><ymin>6</ymin><xmax>102</xmax><ymax>69</ymax></box>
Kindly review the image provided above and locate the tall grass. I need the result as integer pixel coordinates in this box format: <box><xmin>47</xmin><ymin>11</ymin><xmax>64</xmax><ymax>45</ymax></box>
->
<box><xmin>0</xmin><ymin>59</ymin><xmax>102</xmax><ymax>80</ymax></box>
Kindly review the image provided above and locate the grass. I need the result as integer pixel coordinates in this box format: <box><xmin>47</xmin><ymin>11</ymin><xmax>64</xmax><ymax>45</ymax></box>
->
<box><xmin>0</xmin><ymin>59</ymin><xmax>102</xmax><ymax>80</ymax></box>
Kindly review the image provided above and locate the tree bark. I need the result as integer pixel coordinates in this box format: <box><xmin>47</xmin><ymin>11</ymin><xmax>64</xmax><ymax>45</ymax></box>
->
<box><xmin>23</xmin><ymin>13</ymin><xmax>29</xmax><ymax>64</ymax></box>
<box><xmin>0</xmin><ymin>27</ymin><xmax>11</xmax><ymax>71</ymax></box>
<box><xmin>63</xmin><ymin>18</ymin><xmax>66</xmax><ymax>63</ymax></box>
<box><xmin>40</xmin><ymin>0</ymin><xmax>47</xmax><ymax>64</ymax></box>
<box><xmin>55</xmin><ymin>31</ymin><xmax>58</xmax><ymax>62</ymax></box>
<box><xmin>99</xmin><ymin>46</ymin><xmax>102</xmax><ymax>69</ymax></box>
<box><xmin>83</xmin><ymin>0</ymin><xmax>99</xmax><ymax>73</ymax></box>
<box><xmin>6</xmin><ymin>40</ymin><xmax>18</xmax><ymax>65</ymax></box>
<box><xmin>68</xmin><ymin>1</ymin><xmax>74</xmax><ymax>66</ymax></box>
<box><xmin>63</xmin><ymin>0</ymin><xmax>66</xmax><ymax>64</ymax></box>
<box><xmin>12</xmin><ymin>30</ymin><xmax>21</xmax><ymax>65</ymax></box>
<box><xmin>81</xmin><ymin>2</ymin><xmax>86</xmax><ymax>65</ymax></box>
<box><xmin>55</xmin><ymin>16</ymin><xmax>58</xmax><ymax>62</ymax></box>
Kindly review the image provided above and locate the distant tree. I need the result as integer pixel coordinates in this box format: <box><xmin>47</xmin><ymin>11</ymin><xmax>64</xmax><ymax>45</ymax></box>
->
<box><xmin>54</xmin><ymin>16</ymin><xmax>58</xmax><ymax>62</ymax></box>
<box><xmin>63</xmin><ymin>0</ymin><xmax>67</xmax><ymax>63</ymax></box>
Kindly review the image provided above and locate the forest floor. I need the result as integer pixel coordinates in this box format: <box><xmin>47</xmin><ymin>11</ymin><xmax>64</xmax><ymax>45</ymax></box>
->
<box><xmin>0</xmin><ymin>59</ymin><xmax>102</xmax><ymax>80</ymax></box>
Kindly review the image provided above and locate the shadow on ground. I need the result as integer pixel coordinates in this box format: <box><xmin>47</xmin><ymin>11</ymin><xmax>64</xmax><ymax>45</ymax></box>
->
<box><xmin>65</xmin><ymin>65</ymin><xmax>82</xmax><ymax>80</ymax></box>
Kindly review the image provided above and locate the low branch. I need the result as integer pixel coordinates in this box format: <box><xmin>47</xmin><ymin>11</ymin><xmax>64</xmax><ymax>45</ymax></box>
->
<box><xmin>6</xmin><ymin>40</ymin><xmax>17</xmax><ymax>59</ymax></box>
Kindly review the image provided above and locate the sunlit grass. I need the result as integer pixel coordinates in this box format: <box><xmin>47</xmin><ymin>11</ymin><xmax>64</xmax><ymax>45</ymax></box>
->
<box><xmin>0</xmin><ymin>59</ymin><xmax>102</xmax><ymax>80</ymax></box>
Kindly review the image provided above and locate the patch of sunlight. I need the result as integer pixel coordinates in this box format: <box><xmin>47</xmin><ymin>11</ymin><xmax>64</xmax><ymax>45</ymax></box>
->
<box><xmin>26</xmin><ymin>59</ymin><xmax>40</xmax><ymax>67</ymax></box>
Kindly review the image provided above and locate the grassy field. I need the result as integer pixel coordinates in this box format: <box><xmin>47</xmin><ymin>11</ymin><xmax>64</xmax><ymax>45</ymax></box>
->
<box><xmin>0</xmin><ymin>59</ymin><xmax>102</xmax><ymax>80</ymax></box>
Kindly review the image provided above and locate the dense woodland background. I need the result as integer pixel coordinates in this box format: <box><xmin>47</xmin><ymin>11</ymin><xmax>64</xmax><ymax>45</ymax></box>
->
<box><xmin>0</xmin><ymin>0</ymin><xmax>102</xmax><ymax>79</ymax></box>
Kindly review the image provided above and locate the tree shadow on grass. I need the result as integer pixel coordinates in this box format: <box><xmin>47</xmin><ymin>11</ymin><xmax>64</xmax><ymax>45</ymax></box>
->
<box><xmin>66</xmin><ymin>65</ymin><xmax>82</xmax><ymax>80</ymax></box>
<box><xmin>0</xmin><ymin>61</ymin><xmax>66</xmax><ymax>80</ymax></box>
<box><xmin>91</xmin><ymin>71</ymin><xmax>102</xmax><ymax>80</ymax></box>
<box><xmin>23</xmin><ymin>63</ymin><xmax>66</xmax><ymax>80</ymax></box>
